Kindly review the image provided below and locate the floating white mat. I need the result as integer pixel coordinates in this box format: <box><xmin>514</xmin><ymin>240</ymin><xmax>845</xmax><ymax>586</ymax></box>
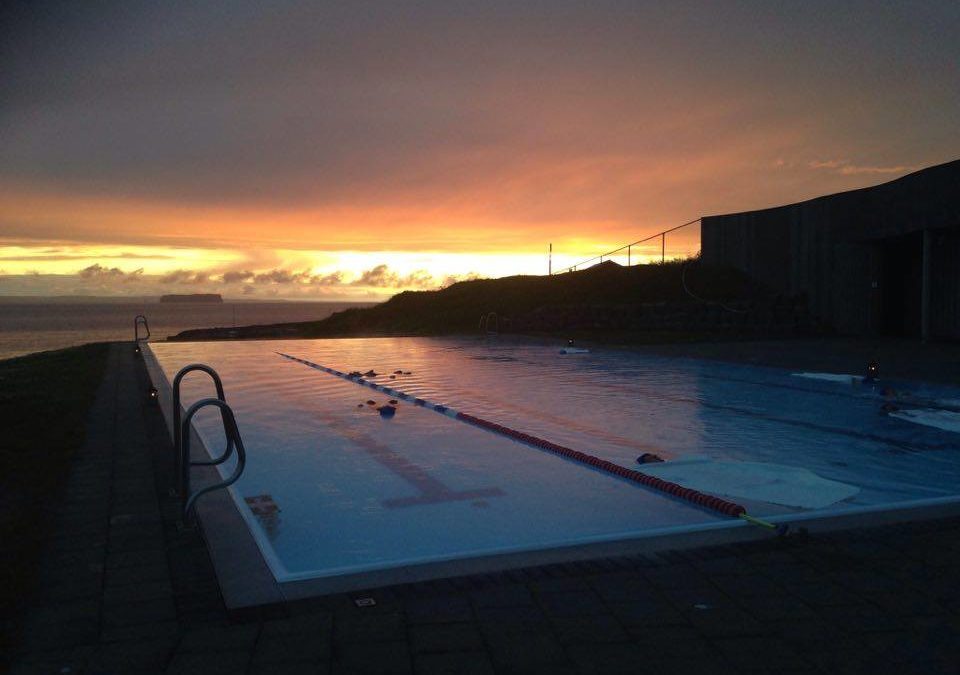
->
<box><xmin>793</xmin><ymin>372</ymin><xmax>864</xmax><ymax>384</ymax></box>
<box><xmin>634</xmin><ymin>456</ymin><xmax>860</xmax><ymax>509</ymax></box>
<box><xmin>889</xmin><ymin>408</ymin><xmax>960</xmax><ymax>434</ymax></box>
<box><xmin>559</xmin><ymin>347</ymin><xmax>590</xmax><ymax>354</ymax></box>
<box><xmin>934</xmin><ymin>398</ymin><xmax>960</xmax><ymax>410</ymax></box>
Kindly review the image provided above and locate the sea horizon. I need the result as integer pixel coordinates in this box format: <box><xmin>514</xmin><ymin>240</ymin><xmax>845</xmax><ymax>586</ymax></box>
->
<box><xmin>0</xmin><ymin>298</ymin><xmax>375</xmax><ymax>361</ymax></box>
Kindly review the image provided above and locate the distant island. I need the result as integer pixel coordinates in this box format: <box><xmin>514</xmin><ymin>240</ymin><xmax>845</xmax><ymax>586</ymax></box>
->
<box><xmin>159</xmin><ymin>293</ymin><xmax>223</xmax><ymax>304</ymax></box>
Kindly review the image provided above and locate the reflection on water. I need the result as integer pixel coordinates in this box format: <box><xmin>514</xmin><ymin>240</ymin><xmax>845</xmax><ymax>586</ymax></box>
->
<box><xmin>0</xmin><ymin>300</ymin><xmax>371</xmax><ymax>360</ymax></box>
<box><xmin>150</xmin><ymin>336</ymin><xmax>960</xmax><ymax>579</ymax></box>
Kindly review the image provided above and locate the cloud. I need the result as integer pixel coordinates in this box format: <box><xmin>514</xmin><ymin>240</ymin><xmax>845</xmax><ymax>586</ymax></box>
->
<box><xmin>159</xmin><ymin>269</ymin><xmax>211</xmax><ymax>284</ymax></box>
<box><xmin>2</xmin><ymin>1</ymin><xmax>956</xmax><ymax>259</ymax></box>
<box><xmin>439</xmin><ymin>272</ymin><xmax>482</xmax><ymax>288</ymax></box>
<box><xmin>349</xmin><ymin>264</ymin><xmax>477</xmax><ymax>289</ymax></box>
<box><xmin>352</xmin><ymin>264</ymin><xmax>399</xmax><ymax>288</ymax></box>
<box><xmin>808</xmin><ymin>159</ymin><xmax>920</xmax><ymax>175</ymax></box>
<box><xmin>222</xmin><ymin>270</ymin><xmax>255</xmax><ymax>284</ymax></box>
<box><xmin>238</xmin><ymin>269</ymin><xmax>345</xmax><ymax>285</ymax></box>
<box><xmin>79</xmin><ymin>263</ymin><xmax>127</xmax><ymax>278</ymax></box>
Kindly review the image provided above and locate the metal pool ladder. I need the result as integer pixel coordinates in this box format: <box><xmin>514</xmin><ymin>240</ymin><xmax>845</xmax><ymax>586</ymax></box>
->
<box><xmin>479</xmin><ymin>312</ymin><xmax>499</xmax><ymax>334</ymax></box>
<box><xmin>134</xmin><ymin>314</ymin><xmax>150</xmax><ymax>353</ymax></box>
<box><xmin>173</xmin><ymin>364</ymin><xmax>246</xmax><ymax>521</ymax></box>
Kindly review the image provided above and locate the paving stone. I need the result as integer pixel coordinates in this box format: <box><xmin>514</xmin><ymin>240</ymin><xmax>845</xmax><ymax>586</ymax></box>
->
<box><xmin>102</xmin><ymin>578</ymin><xmax>174</xmax><ymax>604</ymax></box>
<box><xmin>549</xmin><ymin>614</ymin><xmax>629</xmax><ymax>644</ymax></box>
<box><xmin>403</xmin><ymin>594</ymin><xmax>475</xmax><ymax>624</ymax></box>
<box><xmin>87</xmin><ymin>636</ymin><xmax>178</xmax><ymax>675</ymax></box>
<box><xmin>685</xmin><ymin>606</ymin><xmax>773</xmax><ymax>638</ymax></box>
<box><xmin>527</xmin><ymin>575</ymin><xmax>592</xmax><ymax>593</ymax></box>
<box><xmin>711</xmin><ymin>635</ymin><xmax>812</xmax><ymax>671</ymax></box>
<box><xmin>468</xmin><ymin>584</ymin><xmax>535</xmax><ymax>609</ymax></box>
<box><xmin>261</xmin><ymin>611</ymin><xmax>333</xmax><ymax>637</ymax></box>
<box><xmin>409</xmin><ymin>622</ymin><xmax>483</xmax><ymax>654</ymax></box>
<box><xmin>483</xmin><ymin>631</ymin><xmax>567</xmax><ymax>671</ymax></box>
<box><xmin>176</xmin><ymin>621</ymin><xmax>260</xmax><ymax>652</ymax></box>
<box><xmin>631</xmin><ymin>625</ymin><xmax>721</xmax><ymax>660</ymax></box>
<box><xmin>607</xmin><ymin>598</ymin><xmax>685</xmax><ymax>628</ymax></box>
<box><xmin>565</xmin><ymin>642</ymin><xmax>647</xmax><ymax>674</ymax></box>
<box><xmin>102</xmin><ymin>596</ymin><xmax>177</xmax><ymax>629</ymax></box>
<box><xmin>413</xmin><ymin>650</ymin><xmax>495</xmax><ymax>675</ymax></box>
<box><xmin>475</xmin><ymin>605</ymin><xmax>550</xmax><ymax>634</ymax></box>
<box><xmin>165</xmin><ymin>649</ymin><xmax>251</xmax><ymax>674</ymax></box>
<box><xmin>248</xmin><ymin>662</ymin><xmax>330</xmax><ymax>675</ymax></box>
<box><xmin>104</xmin><ymin>563</ymin><xmax>170</xmax><ymax>587</ymax></box>
<box><xmin>333</xmin><ymin>640</ymin><xmax>411</xmax><ymax>674</ymax></box>
<box><xmin>824</xmin><ymin>603</ymin><xmax>906</xmax><ymax>634</ymax></box>
<box><xmin>100</xmin><ymin>619</ymin><xmax>181</xmax><ymax>644</ymax></box>
<box><xmin>252</xmin><ymin>632</ymin><xmax>331</xmax><ymax>664</ymax></box>
<box><xmin>535</xmin><ymin>590</ymin><xmax>608</xmax><ymax>617</ymax></box>
<box><xmin>334</xmin><ymin>612</ymin><xmax>406</xmax><ymax>644</ymax></box>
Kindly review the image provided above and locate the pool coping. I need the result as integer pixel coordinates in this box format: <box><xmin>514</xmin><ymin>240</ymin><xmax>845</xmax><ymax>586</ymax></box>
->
<box><xmin>143</xmin><ymin>342</ymin><xmax>960</xmax><ymax>612</ymax></box>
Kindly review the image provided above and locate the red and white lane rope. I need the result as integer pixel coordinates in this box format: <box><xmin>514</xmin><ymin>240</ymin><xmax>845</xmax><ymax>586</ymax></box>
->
<box><xmin>277</xmin><ymin>352</ymin><xmax>759</xmax><ymax>522</ymax></box>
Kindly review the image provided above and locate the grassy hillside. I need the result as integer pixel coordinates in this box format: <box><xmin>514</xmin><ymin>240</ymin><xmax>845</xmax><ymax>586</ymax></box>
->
<box><xmin>173</xmin><ymin>260</ymin><xmax>773</xmax><ymax>341</ymax></box>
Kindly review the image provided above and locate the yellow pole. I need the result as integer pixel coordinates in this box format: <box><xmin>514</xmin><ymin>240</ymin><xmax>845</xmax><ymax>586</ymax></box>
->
<box><xmin>739</xmin><ymin>513</ymin><xmax>777</xmax><ymax>529</ymax></box>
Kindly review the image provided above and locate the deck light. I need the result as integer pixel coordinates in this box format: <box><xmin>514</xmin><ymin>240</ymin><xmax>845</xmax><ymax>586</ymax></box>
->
<box><xmin>866</xmin><ymin>361</ymin><xmax>879</xmax><ymax>381</ymax></box>
<box><xmin>147</xmin><ymin>387</ymin><xmax>159</xmax><ymax>404</ymax></box>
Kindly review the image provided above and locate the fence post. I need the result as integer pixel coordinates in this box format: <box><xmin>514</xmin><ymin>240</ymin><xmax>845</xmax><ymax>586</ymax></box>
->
<box><xmin>661</xmin><ymin>234</ymin><xmax>665</xmax><ymax>263</ymax></box>
<box><xmin>627</xmin><ymin>245</ymin><xmax>631</xmax><ymax>266</ymax></box>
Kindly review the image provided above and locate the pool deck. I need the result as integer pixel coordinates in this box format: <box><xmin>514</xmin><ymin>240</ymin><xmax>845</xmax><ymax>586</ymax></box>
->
<box><xmin>10</xmin><ymin>342</ymin><xmax>960</xmax><ymax>674</ymax></box>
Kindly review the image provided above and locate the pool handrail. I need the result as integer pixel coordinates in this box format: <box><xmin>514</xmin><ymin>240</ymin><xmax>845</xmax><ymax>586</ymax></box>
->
<box><xmin>180</xmin><ymin>397</ymin><xmax>246</xmax><ymax>521</ymax></box>
<box><xmin>479</xmin><ymin>312</ymin><xmax>499</xmax><ymax>334</ymax></box>
<box><xmin>134</xmin><ymin>314</ymin><xmax>150</xmax><ymax>342</ymax></box>
<box><xmin>172</xmin><ymin>364</ymin><xmax>233</xmax><ymax>495</ymax></box>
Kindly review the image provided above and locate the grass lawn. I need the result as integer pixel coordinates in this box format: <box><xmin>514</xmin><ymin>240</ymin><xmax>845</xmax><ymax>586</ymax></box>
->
<box><xmin>0</xmin><ymin>343</ymin><xmax>110</xmax><ymax>661</ymax></box>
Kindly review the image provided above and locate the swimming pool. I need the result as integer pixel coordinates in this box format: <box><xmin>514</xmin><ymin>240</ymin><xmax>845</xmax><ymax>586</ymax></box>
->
<box><xmin>145</xmin><ymin>337</ymin><xmax>960</xmax><ymax>594</ymax></box>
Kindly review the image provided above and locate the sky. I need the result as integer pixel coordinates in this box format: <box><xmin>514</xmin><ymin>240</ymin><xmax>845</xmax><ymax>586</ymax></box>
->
<box><xmin>2</xmin><ymin>1</ymin><xmax>958</xmax><ymax>300</ymax></box>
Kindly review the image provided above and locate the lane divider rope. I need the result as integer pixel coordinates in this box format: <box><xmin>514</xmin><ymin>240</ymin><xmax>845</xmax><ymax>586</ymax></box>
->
<box><xmin>277</xmin><ymin>352</ymin><xmax>754</xmax><ymax>520</ymax></box>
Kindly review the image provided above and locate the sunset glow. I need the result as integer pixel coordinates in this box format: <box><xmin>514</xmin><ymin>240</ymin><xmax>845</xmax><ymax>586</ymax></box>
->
<box><xmin>2</xmin><ymin>2</ymin><xmax>958</xmax><ymax>299</ymax></box>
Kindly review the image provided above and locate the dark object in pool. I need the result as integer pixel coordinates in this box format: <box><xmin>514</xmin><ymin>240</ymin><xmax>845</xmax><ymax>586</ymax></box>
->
<box><xmin>378</xmin><ymin>405</ymin><xmax>396</xmax><ymax>418</ymax></box>
<box><xmin>389</xmin><ymin>375</ymin><xmax>396</xmax><ymax>379</ymax></box>
<box><xmin>637</xmin><ymin>453</ymin><xmax>664</xmax><ymax>464</ymax></box>
<box><xmin>348</xmin><ymin>371</ymin><xmax>362</xmax><ymax>378</ymax></box>
<box><xmin>363</xmin><ymin>369</ymin><xmax>377</xmax><ymax>377</ymax></box>
<box><xmin>357</xmin><ymin>404</ymin><xmax>364</xmax><ymax>408</ymax></box>
<box><xmin>389</xmin><ymin>399</ymin><xmax>398</xmax><ymax>405</ymax></box>
<box><xmin>394</xmin><ymin>370</ymin><xmax>403</xmax><ymax>374</ymax></box>
<box><xmin>403</xmin><ymin>371</ymin><xmax>412</xmax><ymax>375</ymax></box>
<box><xmin>366</xmin><ymin>400</ymin><xmax>376</xmax><ymax>406</ymax></box>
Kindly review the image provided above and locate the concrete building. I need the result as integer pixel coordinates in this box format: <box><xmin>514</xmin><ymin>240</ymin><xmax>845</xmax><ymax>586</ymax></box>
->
<box><xmin>701</xmin><ymin>159</ymin><xmax>960</xmax><ymax>340</ymax></box>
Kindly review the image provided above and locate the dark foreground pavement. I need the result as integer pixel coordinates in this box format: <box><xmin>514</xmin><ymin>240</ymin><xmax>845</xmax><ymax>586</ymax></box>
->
<box><xmin>9</xmin><ymin>343</ymin><xmax>960</xmax><ymax>674</ymax></box>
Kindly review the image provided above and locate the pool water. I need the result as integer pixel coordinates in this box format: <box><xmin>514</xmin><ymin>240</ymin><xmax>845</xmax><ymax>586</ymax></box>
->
<box><xmin>147</xmin><ymin>337</ymin><xmax>960</xmax><ymax>582</ymax></box>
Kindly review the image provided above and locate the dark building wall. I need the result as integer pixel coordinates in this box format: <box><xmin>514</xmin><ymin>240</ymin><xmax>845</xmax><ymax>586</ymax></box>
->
<box><xmin>702</xmin><ymin>159</ymin><xmax>960</xmax><ymax>338</ymax></box>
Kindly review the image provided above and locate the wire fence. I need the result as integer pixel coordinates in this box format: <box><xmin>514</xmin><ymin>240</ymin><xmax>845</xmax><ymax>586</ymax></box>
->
<box><xmin>556</xmin><ymin>218</ymin><xmax>701</xmax><ymax>274</ymax></box>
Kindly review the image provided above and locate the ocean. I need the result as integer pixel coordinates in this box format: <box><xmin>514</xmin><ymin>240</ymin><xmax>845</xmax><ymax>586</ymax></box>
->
<box><xmin>0</xmin><ymin>299</ymin><xmax>374</xmax><ymax>361</ymax></box>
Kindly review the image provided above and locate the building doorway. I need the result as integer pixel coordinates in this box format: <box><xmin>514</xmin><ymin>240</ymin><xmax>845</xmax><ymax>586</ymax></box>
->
<box><xmin>879</xmin><ymin>231</ymin><xmax>923</xmax><ymax>337</ymax></box>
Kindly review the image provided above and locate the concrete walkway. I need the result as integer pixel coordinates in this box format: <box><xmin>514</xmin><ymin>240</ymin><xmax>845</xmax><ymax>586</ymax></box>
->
<box><xmin>10</xmin><ymin>343</ymin><xmax>960</xmax><ymax>674</ymax></box>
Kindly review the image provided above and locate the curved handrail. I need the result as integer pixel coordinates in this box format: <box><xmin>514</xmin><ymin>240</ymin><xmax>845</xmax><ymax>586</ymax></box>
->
<box><xmin>134</xmin><ymin>314</ymin><xmax>151</xmax><ymax>342</ymax></box>
<box><xmin>480</xmin><ymin>312</ymin><xmax>499</xmax><ymax>335</ymax></box>
<box><xmin>173</xmin><ymin>364</ymin><xmax>233</xmax><ymax>494</ymax></box>
<box><xmin>181</xmin><ymin>398</ymin><xmax>246</xmax><ymax>521</ymax></box>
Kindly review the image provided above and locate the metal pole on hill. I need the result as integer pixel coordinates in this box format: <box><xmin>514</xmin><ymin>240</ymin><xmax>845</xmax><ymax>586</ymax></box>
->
<box><xmin>548</xmin><ymin>243</ymin><xmax>552</xmax><ymax>275</ymax></box>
